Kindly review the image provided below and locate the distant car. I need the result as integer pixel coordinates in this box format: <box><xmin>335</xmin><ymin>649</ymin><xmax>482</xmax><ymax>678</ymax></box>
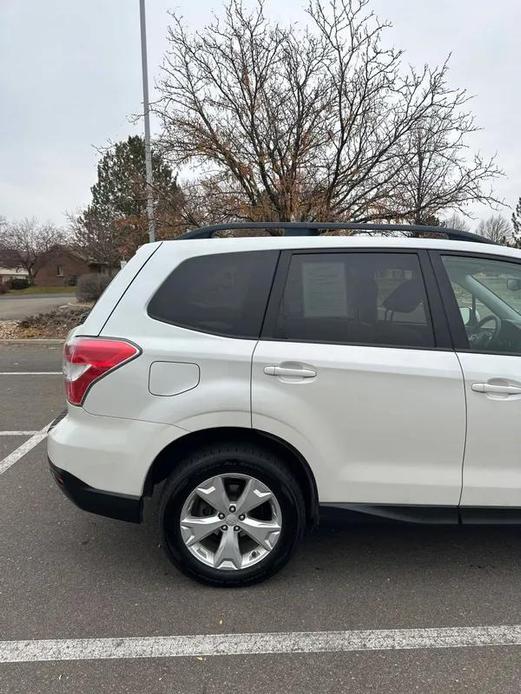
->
<box><xmin>48</xmin><ymin>222</ymin><xmax>521</xmax><ymax>586</ymax></box>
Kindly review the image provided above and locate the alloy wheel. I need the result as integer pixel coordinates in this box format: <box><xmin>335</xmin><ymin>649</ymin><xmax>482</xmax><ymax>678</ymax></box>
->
<box><xmin>179</xmin><ymin>473</ymin><xmax>282</xmax><ymax>570</ymax></box>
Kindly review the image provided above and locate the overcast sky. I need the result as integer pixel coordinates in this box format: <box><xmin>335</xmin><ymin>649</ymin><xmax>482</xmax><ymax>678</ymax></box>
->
<box><xmin>1</xmin><ymin>0</ymin><xmax>520</xmax><ymax>228</ymax></box>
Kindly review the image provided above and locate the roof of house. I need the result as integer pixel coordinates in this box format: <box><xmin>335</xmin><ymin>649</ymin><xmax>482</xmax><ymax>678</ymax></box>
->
<box><xmin>43</xmin><ymin>244</ymin><xmax>89</xmax><ymax>263</ymax></box>
<box><xmin>0</xmin><ymin>266</ymin><xmax>29</xmax><ymax>276</ymax></box>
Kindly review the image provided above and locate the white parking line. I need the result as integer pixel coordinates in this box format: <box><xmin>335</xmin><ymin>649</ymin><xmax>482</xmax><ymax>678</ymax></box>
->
<box><xmin>0</xmin><ymin>431</ymin><xmax>39</xmax><ymax>436</ymax></box>
<box><xmin>0</xmin><ymin>422</ymin><xmax>52</xmax><ymax>475</ymax></box>
<box><xmin>2</xmin><ymin>625</ymin><xmax>521</xmax><ymax>663</ymax></box>
<box><xmin>0</xmin><ymin>372</ymin><xmax>61</xmax><ymax>375</ymax></box>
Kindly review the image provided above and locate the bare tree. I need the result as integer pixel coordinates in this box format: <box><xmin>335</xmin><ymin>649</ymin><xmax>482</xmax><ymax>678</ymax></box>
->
<box><xmin>390</xmin><ymin>103</ymin><xmax>502</xmax><ymax>224</ymax></box>
<box><xmin>512</xmin><ymin>197</ymin><xmax>521</xmax><ymax>240</ymax></box>
<box><xmin>476</xmin><ymin>215</ymin><xmax>513</xmax><ymax>244</ymax></box>
<box><xmin>155</xmin><ymin>0</ymin><xmax>502</xmax><ymax>225</ymax></box>
<box><xmin>441</xmin><ymin>213</ymin><xmax>470</xmax><ymax>231</ymax></box>
<box><xmin>67</xmin><ymin>210</ymin><xmax>122</xmax><ymax>273</ymax></box>
<box><xmin>0</xmin><ymin>218</ymin><xmax>65</xmax><ymax>284</ymax></box>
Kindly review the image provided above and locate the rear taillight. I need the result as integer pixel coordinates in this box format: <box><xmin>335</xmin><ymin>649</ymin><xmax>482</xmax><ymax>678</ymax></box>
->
<box><xmin>63</xmin><ymin>336</ymin><xmax>140</xmax><ymax>406</ymax></box>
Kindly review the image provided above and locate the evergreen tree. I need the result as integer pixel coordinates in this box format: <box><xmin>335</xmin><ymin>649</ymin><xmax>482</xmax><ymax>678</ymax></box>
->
<box><xmin>73</xmin><ymin>136</ymin><xmax>184</xmax><ymax>265</ymax></box>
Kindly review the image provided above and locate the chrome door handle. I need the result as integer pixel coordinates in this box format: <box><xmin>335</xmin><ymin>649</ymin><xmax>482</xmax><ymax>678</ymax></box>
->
<box><xmin>472</xmin><ymin>383</ymin><xmax>521</xmax><ymax>395</ymax></box>
<box><xmin>264</xmin><ymin>366</ymin><xmax>317</xmax><ymax>378</ymax></box>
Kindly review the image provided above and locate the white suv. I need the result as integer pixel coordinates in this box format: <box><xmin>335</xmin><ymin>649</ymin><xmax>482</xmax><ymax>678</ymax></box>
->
<box><xmin>48</xmin><ymin>223</ymin><xmax>521</xmax><ymax>586</ymax></box>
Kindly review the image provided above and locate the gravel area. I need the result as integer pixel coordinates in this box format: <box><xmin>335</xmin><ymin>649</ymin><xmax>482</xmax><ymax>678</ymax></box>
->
<box><xmin>0</xmin><ymin>304</ymin><xmax>92</xmax><ymax>339</ymax></box>
<box><xmin>0</xmin><ymin>321</ymin><xmax>19</xmax><ymax>339</ymax></box>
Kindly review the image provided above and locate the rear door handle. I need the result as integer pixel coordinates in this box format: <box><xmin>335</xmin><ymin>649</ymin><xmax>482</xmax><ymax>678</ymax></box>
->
<box><xmin>264</xmin><ymin>366</ymin><xmax>317</xmax><ymax>379</ymax></box>
<box><xmin>471</xmin><ymin>383</ymin><xmax>521</xmax><ymax>395</ymax></box>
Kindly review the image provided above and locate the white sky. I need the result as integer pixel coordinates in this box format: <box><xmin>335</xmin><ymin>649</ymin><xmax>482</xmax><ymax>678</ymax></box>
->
<box><xmin>1</xmin><ymin>0</ymin><xmax>520</xmax><ymax>227</ymax></box>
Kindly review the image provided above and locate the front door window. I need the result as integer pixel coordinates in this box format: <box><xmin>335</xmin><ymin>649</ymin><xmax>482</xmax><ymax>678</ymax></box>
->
<box><xmin>442</xmin><ymin>255</ymin><xmax>521</xmax><ymax>355</ymax></box>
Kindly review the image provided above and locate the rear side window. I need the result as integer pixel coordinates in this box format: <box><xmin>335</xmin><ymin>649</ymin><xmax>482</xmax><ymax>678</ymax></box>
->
<box><xmin>148</xmin><ymin>251</ymin><xmax>278</xmax><ymax>338</ymax></box>
<box><xmin>272</xmin><ymin>252</ymin><xmax>434</xmax><ymax>348</ymax></box>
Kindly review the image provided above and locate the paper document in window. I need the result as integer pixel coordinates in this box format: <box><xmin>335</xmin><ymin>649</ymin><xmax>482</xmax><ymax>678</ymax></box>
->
<box><xmin>302</xmin><ymin>261</ymin><xmax>348</xmax><ymax>317</ymax></box>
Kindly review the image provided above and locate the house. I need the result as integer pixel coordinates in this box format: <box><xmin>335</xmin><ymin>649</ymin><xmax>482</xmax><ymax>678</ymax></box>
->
<box><xmin>0</xmin><ymin>248</ymin><xmax>29</xmax><ymax>285</ymax></box>
<box><xmin>33</xmin><ymin>246</ymin><xmax>109</xmax><ymax>287</ymax></box>
<box><xmin>0</xmin><ymin>265</ymin><xmax>29</xmax><ymax>285</ymax></box>
<box><xmin>0</xmin><ymin>244</ymin><xmax>110</xmax><ymax>287</ymax></box>
<box><xmin>33</xmin><ymin>246</ymin><xmax>90</xmax><ymax>287</ymax></box>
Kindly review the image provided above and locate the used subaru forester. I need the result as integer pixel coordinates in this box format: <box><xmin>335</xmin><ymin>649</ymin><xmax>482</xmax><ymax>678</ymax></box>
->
<box><xmin>48</xmin><ymin>223</ymin><xmax>521</xmax><ymax>586</ymax></box>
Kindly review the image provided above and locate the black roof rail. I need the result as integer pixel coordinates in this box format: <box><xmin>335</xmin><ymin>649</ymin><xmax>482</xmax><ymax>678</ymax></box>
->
<box><xmin>178</xmin><ymin>221</ymin><xmax>492</xmax><ymax>244</ymax></box>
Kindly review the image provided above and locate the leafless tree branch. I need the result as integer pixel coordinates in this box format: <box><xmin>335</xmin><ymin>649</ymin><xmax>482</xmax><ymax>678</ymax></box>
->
<box><xmin>154</xmin><ymin>0</ymin><xmax>503</xmax><ymax>226</ymax></box>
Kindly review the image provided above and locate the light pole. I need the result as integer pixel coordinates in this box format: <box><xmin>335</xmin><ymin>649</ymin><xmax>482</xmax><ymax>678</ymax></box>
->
<box><xmin>139</xmin><ymin>0</ymin><xmax>155</xmax><ymax>243</ymax></box>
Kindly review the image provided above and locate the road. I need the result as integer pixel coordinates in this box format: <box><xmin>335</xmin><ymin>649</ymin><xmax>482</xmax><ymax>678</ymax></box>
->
<box><xmin>2</xmin><ymin>342</ymin><xmax>521</xmax><ymax>692</ymax></box>
<box><xmin>0</xmin><ymin>294</ymin><xmax>75</xmax><ymax>320</ymax></box>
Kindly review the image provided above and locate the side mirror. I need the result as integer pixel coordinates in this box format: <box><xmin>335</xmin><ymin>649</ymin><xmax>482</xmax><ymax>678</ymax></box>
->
<box><xmin>507</xmin><ymin>278</ymin><xmax>521</xmax><ymax>291</ymax></box>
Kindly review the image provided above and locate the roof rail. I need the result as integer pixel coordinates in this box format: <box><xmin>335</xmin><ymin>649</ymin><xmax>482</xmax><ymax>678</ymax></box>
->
<box><xmin>178</xmin><ymin>222</ymin><xmax>492</xmax><ymax>244</ymax></box>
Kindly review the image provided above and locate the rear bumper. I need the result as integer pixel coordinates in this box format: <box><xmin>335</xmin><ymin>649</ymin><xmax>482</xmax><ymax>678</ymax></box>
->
<box><xmin>48</xmin><ymin>459</ymin><xmax>142</xmax><ymax>523</ymax></box>
<box><xmin>46</xmin><ymin>406</ymin><xmax>187</xmax><ymax>497</ymax></box>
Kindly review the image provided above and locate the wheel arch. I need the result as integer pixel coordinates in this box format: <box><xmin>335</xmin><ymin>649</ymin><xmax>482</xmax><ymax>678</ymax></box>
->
<box><xmin>144</xmin><ymin>427</ymin><xmax>319</xmax><ymax>528</ymax></box>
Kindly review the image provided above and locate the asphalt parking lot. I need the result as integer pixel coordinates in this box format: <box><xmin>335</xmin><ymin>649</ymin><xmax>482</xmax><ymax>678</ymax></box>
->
<box><xmin>3</xmin><ymin>343</ymin><xmax>521</xmax><ymax>692</ymax></box>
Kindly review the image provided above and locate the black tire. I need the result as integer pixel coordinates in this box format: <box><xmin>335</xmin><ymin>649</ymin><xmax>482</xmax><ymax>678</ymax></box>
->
<box><xmin>159</xmin><ymin>443</ymin><xmax>306</xmax><ymax>587</ymax></box>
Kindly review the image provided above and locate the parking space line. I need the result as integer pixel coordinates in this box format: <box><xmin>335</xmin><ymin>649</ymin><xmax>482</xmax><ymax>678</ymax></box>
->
<box><xmin>0</xmin><ymin>431</ymin><xmax>38</xmax><ymax>436</ymax></box>
<box><xmin>2</xmin><ymin>625</ymin><xmax>521</xmax><ymax>663</ymax></box>
<box><xmin>0</xmin><ymin>422</ymin><xmax>52</xmax><ymax>475</ymax></box>
<box><xmin>0</xmin><ymin>372</ymin><xmax>62</xmax><ymax>375</ymax></box>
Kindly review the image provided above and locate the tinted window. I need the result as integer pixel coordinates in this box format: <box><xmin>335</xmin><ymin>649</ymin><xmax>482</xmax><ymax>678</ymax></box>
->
<box><xmin>273</xmin><ymin>252</ymin><xmax>434</xmax><ymax>348</ymax></box>
<box><xmin>442</xmin><ymin>254</ymin><xmax>521</xmax><ymax>354</ymax></box>
<box><xmin>149</xmin><ymin>251</ymin><xmax>278</xmax><ymax>338</ymax></box>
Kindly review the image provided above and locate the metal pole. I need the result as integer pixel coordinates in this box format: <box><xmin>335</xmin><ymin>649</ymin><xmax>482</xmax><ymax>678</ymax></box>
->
<box><xmin>139</xmin><ymin>0</ymin><xmax>155</xmax><ymax>243</ymax></box>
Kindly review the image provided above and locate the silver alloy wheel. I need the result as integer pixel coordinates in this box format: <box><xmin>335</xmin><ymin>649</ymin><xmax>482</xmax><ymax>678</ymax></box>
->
<box><xmin>180</xmin><ymin>473</ymin><xmax>282</xmax><ymax>570</ymax></box>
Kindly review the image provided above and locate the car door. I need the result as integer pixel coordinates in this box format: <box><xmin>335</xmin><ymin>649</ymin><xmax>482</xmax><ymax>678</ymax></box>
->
<box><xmin>432</xmin><ymin>250</ymin><xmax>521</xmax><ymax>513</ymax></box>
<box><xmin>251</xmin><ymin>249</ymin><xmax>466</xmax><ymax>508</ymax></box>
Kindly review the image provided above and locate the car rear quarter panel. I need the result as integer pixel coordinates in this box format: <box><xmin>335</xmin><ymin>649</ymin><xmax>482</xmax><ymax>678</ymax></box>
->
<box><xmin>78</xmin><ymin>242</ymin><xmax>163</xmax><ymax>336</ymax></box>
<box><xmin>83</xmin><ymin>244</ymin><xmax>254</xmax><ymax>431</ymax></box>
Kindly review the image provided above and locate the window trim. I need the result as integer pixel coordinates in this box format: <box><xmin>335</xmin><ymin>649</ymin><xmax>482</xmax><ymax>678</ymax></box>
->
<box><xmin>261</xmin><ymin>248</ymin><xmax>451</xmax><ymax>351</ymax></box>
<box><xmin>430</xmin><ymin>249</ymin><xmax>521</xmax><ymax>357</ymax></box>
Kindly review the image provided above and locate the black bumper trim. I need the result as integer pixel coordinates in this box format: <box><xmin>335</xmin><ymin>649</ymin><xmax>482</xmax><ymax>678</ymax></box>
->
<box><xmin>49</xmin><ymin>460</ymin><xmax>143</xmax><ymax>523</ymax></box>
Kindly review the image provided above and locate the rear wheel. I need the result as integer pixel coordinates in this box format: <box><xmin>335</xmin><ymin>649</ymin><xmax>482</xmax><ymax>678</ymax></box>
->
<box><xmin>159</xmin><ymin>444</ymin><xmax>306</xmax><ymax>586</ymax></box>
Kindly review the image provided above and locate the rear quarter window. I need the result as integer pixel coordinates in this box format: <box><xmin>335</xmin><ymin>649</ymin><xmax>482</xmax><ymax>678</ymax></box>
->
<box><xmin>147</xmin><ymin>250</ymin><xmax>279</xmax><ymax>338</ymax></box>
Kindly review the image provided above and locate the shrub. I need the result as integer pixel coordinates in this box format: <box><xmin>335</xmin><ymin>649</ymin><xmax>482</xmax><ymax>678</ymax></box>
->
<box><xmin>0</xmin><ymin>282</ymin><xmax>8</xmax><ymax>294</ymax></box>
<box><xmin>75</xmin><ymin>273</ymin><xmax>111</xmax><ymax>302</ymax></box>
<box><xmin>10</xmin><ymin>278</ymin><xmax>30</xmax><ymax>290</ymax></box>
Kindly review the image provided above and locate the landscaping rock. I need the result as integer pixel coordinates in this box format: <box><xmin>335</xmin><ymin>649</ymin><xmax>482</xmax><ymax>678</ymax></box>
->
<box><xmin>0</xmin><ymin>320</ymin><xmax>19</xmax><ymax>339</ymax></box>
